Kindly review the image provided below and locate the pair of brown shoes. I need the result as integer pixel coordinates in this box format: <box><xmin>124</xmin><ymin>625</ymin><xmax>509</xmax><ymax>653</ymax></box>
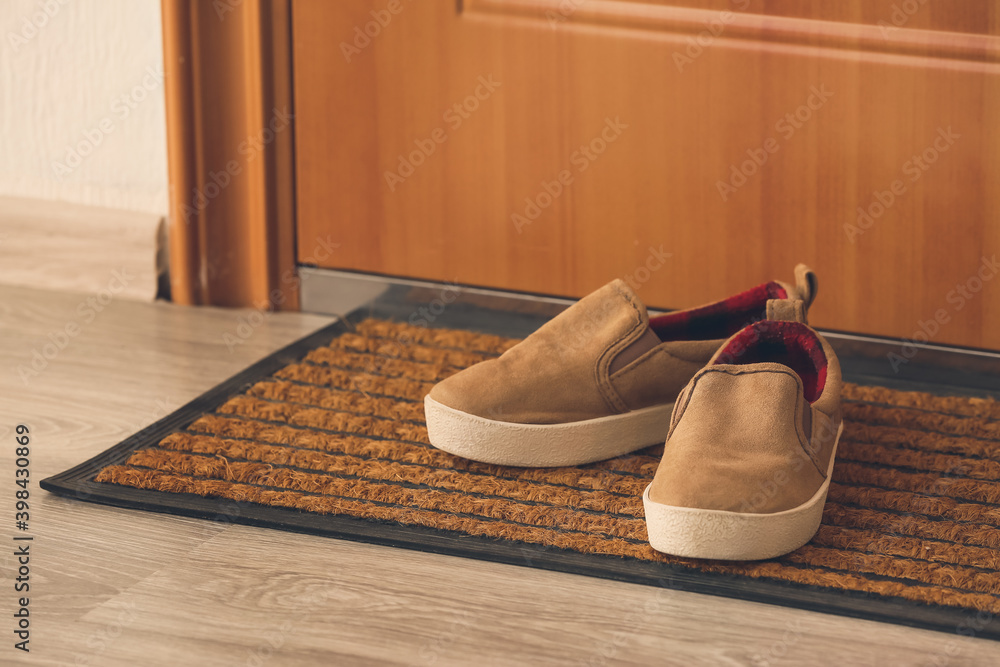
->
<box><xmin>424</xmin><ymin>266</ymin><xmax>842</xmax><ymax>561</ymax></box>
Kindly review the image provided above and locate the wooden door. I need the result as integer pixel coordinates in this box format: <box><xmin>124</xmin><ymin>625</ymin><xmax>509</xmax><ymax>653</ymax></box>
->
<box><xmin>292</xmin><ymin>0</ymin><xmax>1000</xmax><ymax>349</ymax></box>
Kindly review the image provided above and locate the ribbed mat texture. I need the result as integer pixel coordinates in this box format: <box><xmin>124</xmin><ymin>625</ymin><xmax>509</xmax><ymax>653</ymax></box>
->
<box><xmin>95</xmin><ymin>319</ymin><xmax>1000</xmax><ymax>613</ymax></box>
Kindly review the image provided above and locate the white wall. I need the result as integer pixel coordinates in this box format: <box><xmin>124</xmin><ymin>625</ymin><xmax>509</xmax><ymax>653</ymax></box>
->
<box><xmin>0</xmin><ymin>0</ymin><xmax>168</xmax><ymax>216</ymax></box>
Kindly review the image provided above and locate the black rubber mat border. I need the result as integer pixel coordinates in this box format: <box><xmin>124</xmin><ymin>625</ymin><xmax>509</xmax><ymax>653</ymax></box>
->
<box><xmin>40</xmin><ymin>301</ymin><xmax>1000</xmax><ymax>642</ymax></box>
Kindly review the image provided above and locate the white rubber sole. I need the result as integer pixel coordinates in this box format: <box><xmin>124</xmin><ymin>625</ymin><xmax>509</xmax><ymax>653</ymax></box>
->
<box><xmin>642</xmin><ymin>422</ymin><xmax>843</xmax><ymax>561</ymax></box>
<box><xmin>423</xmin><ymin>395</ymin><xmax>674</xmax><ymax>467</ymax></box>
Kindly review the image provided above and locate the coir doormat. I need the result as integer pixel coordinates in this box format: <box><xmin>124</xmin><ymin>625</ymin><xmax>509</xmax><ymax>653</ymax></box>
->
<box><xmin>42</xmin><ymin>312</ymin><xmax>1000</xmax><ymax>640</ymax></box>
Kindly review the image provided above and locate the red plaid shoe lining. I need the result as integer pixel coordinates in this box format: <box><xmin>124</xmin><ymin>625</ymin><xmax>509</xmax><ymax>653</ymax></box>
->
<box><xmin>648</xmin><ymin>282</ymin><xmax>789</xmax><ymax>343</ymax></box>
<box><xmin>713</xmin><ymin>320</ymin><xmax>828</xmax><ymax>403</ymax></box>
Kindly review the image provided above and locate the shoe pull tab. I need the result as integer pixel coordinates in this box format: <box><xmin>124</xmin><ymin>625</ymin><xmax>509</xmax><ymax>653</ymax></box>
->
<box><xmin>794</xmin><ymin>264</ymin><xmax>818</xmax><ymax>309</ymax></box>
<box><xmin>766</xmin><ymin>298</ymin><xmax>807</xmax><ymax>324</ymax></box>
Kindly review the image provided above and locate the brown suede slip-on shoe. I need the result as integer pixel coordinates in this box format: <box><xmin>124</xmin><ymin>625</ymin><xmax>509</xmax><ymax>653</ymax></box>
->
<box><xmin>424</xmin><ymin>264</ymin><xmax>818</xmax><ymax>467</ymax></box>
<box><xmin>643</xmin><ymin>319</ymin><xmax>843</xmax><ymax>560</ymax></box>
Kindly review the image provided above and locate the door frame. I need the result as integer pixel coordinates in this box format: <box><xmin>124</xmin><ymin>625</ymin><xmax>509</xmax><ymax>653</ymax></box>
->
<box><xmin>161</xmin><ymin>0</ymin><xmax>298</xmax><ymax>309</ymax></box>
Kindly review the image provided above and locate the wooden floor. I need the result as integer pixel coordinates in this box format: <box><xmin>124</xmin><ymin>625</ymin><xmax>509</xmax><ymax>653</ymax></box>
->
<box><xmin>2</xmin><ymin>284</ymin><xmax>999</xmax><ymax>666</ymax></box>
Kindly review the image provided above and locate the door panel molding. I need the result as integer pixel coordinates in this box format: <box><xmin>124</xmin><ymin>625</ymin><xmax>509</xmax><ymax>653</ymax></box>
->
<box><xmin>162</xmin><ymin>0</ymin><xmax>298</xmax><ymax>309</ymax></box>
<box><xmin>464</xmin><ymin>0</ymin><xmax>1000</xmax><ymax>70</ymax></box>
